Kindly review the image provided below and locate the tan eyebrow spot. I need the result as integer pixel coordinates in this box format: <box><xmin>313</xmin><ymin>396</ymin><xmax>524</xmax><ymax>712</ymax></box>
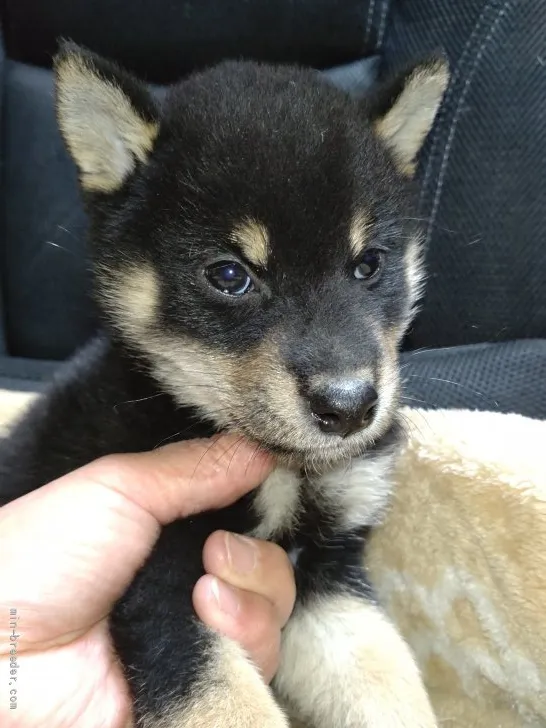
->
<box><xmin>349</xmin><ymin>211</ymin><xmax>372</xmax><ymax>257</ymax></box>
<box><xmin>230</xmin><ymin>219</ymin><xmax>270</xmax><ymax>268</ymax></box>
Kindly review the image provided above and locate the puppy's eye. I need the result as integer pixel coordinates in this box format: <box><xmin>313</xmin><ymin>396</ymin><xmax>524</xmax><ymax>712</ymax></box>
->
<box><xmin>205</xmin><ymin>261</ymin><xmax>253</xmax><ymax>296</ymax></box>
<box><xmin>354</xmin><ymin>249</ymin><xmax>383</xmax><ymax>281</ymax></box>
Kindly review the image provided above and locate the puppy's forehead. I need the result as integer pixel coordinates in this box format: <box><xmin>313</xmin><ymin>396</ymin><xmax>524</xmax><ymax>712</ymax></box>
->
<box><xmin>228</xmin><ymin>211</ymin><xmax>373</xmax><ymax>270</ymax></box>
<box><xmin>152</xmin><ymin>66</ymin><xmax>406</xmax><ymax>267</ymax></box>
<box><xmin>160</xmin><ymin>68</ymin><xmax>375</xmax><ymax>200</ymax></box>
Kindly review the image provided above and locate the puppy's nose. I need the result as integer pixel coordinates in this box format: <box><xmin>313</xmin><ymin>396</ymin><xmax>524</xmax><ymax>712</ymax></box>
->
<box><xmin>308</xmin><ymin>380</ymin><xmax>378</xmax><ymax>437</ymax></box>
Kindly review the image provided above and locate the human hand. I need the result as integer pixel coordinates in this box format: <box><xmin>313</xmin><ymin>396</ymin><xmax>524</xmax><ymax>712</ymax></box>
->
<box><xmin>0</xmin><ymin>435</ymin><xmax>296</xmax><ymax>728</ymax></box>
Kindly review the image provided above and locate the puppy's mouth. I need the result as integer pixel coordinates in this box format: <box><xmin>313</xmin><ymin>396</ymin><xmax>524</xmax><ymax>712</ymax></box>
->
<box><xmin>232</xmin><ymin>396</ymin><xmax>395</xmax><ymax>470</ymax></box>
<box><xmin>145</xmin><ymin>335</ymin><xmax>400</xmax><ymax>466</ymax></box>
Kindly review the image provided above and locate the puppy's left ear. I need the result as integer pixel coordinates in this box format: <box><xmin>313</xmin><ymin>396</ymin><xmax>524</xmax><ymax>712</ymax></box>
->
<box><xmin>54</xmin><ymin>41</ymin><xmax>159</xmax><ymax>193</ymax></box>
<box><xmin>368</xmin><ymin>56</ymin><xmax>449</xmax><ymax>176</ymax></box>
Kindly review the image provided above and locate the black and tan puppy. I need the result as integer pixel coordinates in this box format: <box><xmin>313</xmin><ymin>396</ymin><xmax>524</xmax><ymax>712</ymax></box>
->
<box><xmin>0</xmin><ymin>42</ymin><xmax>448</xmax><ymax>727</ymax></box>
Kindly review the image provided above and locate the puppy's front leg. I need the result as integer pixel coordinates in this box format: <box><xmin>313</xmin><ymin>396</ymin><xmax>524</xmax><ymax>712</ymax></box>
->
<box><xmin>273</xmin><ymin>593</ymin><xmax>436</xmax><ymax>728</ymax></box>
<box><xmin>123</xmin><ymin>630</ymin><xmax>288</xmax><ymax>728</ymax></box>
<box><xmin>111</xmin><ymin>521</ymin><xmax>288</xmax><ymax>728</ymax></box>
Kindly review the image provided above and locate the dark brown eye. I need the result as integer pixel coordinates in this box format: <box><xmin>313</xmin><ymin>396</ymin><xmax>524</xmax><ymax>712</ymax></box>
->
<box><xmin>205</xmin><ymin>261</ymin><xmax>253</xmax><ymax>296</ymax></box>
<box><xmin>354</xmin><ymin>249</ymin><xmax>383</xmax><ymax>281</ymax></box>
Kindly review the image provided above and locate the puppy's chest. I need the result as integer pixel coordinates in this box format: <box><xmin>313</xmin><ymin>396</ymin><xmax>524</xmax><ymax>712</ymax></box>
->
<box><xmin>249</xmin><ymin>454</ymin><xmax>395</xmax><ymax>545</ymax></box>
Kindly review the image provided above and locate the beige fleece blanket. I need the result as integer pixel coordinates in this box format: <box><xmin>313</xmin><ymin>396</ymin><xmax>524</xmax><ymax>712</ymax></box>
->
<box><xmin>1</xmin><ymin>391</ymin><xmax>545</xmax><ymax>727</ymax></box>
<box><xmin>368</xmin><ymin>407</ymin><xmax>546</xmax><ymax>728</ymax></box>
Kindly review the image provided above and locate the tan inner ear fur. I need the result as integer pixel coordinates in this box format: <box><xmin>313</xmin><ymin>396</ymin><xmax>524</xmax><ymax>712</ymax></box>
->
<box><xmin>375</xmin><ymin>60</ymin><xmax>449</xmax><ymax>176</ymax></box>
<box><xmin>55</xmin><ymin>52</ymin><xmax>158</xmax><ymax>192</ymax></box>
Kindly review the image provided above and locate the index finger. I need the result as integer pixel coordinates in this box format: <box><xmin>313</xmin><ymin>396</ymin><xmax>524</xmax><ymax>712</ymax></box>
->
<box><xmin>81</xmin><ymin>433</ymin><xmax>275</xmax><ymax>525</ymax></box>
<box><xmin>0</xmin><ymin>434</ymin><xmax>275</xmax><ymax>650</ymax></box>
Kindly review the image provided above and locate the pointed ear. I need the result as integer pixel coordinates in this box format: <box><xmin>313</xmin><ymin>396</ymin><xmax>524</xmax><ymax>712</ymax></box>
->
<box><xmin>53</xmin><ymin>41</ymin><xmax>159</xmax><ymax>193</ymax></box>
<box><xmin>369</xmin><ymin>56</ymin><xmax>449</xmax><ymax>176</ymax></box>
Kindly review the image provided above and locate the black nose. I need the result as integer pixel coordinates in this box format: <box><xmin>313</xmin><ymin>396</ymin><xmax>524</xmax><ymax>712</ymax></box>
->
<box><xmin>308</xmin><ymin>380</ymin><xmax>378</xmax><ymax>437</ymax></box>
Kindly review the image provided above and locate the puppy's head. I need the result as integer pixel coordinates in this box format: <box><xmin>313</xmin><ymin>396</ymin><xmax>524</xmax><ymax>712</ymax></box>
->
<box><xmin>54</xmin><ymin>43</ymin><xmax>448</xmax><ymax>468</ymax></box>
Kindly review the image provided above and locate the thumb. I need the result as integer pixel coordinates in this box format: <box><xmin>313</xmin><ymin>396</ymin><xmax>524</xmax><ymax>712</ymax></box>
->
<box><xmin>0</xmin><ymin>435</ymin><xmax>274</xmax><ymax>652</ymax></box>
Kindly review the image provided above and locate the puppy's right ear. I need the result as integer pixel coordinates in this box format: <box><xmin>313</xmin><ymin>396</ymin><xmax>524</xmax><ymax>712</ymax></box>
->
<box><xmin>54</xmin><ymin>41</ymin><xmax>159</xmax><ymax>193</ymax></box>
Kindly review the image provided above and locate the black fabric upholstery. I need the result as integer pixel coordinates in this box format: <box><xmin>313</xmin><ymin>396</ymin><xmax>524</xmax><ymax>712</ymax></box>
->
<box><xmin>0</xmin><ymin>356</ymin><xmax>58</xmax><ymax>392</ymax></box>
<box><xmin>0</xmin><ymin>28</ymin><xmax>7</xmax><ymax>355</ymax></box>
<box><xmin>1</xmin><ymin>0</ymin><xmax>382</xmax><ymax>83</ymax></box>
<box><xmin>383</xmin><ymin>0</ymin><xmax>546</xmax><ymax>350</ymax></box>
<box><xmin>2</xmin><ymin>61</ymin><xmax>97</xmax><ymax>360</ymax></box>
<box><xmin>401</xmin><ymin>339</ymin><xmax>546</xmax><ymax>420</ymax></box>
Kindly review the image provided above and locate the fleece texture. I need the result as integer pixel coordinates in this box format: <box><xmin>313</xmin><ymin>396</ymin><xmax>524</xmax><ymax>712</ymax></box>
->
<box><xmin>368</xmin><ymin>407</ymin><xmax>546</xmax><ymax>728</ymax></box>
<box><xmin>1</xmin><ymin>392</ymin><xmax>544</xmax><ymax>726</ymax></box>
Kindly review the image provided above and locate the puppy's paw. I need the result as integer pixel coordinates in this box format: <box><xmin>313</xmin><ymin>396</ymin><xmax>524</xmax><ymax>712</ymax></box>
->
<box><xmin>345</xmin><ymin>633</ymin><xmax>438</xmax><ymax>728</ymax></box>
<box><xmin>350</xmin><ymin>693</ymin><xmax>437</xmax><ymax>728</ymax></box>
<box><xmin>137</xmin><ymin>636</ymin><xmax>289</xmax><ymax>728</ymax></box>
<box><xmin>138</xmin><ymin>697</ymin><xmax>288</xmax><ymax>728</ymax></box>
<box><xmin>275</xmin><ymin>595</ymin><xmax>437</xmax><ymax>728</ymax></box>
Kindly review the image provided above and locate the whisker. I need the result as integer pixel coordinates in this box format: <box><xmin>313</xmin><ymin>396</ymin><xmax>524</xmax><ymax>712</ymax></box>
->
<box><xmin>244</xmin><ymin>441</ymin><xmax>266</xmax><ymax>478</ymax></box>
<box><xmin>57</xmin><ymin>224</ymin><xmax>79</xmax><ymax>238</ymax></box>
<box><xmin>152</xmin><ymin>411</ymin><xmax>213</xmax><ymax>449</ymax></box>
<box><xmin>113</xmin><ymin>392</ymin><xmax>166</xmax><ymax>412</ymax></box>
<box><xmin>400</xmin><ymin>395</ymin><xmax>428</xmax><ymax>406</ymax></box>
<box><xmin>153</xmin><ymin>427</ymin><xmax>192</xmax><ymax>449</ymax></box>
<box><xmin>398</xmin><ymin>216</ymin><xmax>431</xmax><ymax>223</ymax></box>
<box><xmin>400</xmin><ymin>346</ymin><xmax>435</xmax><ymax>360</ymax></box>
<box><xmin>397</xmin><ymin>410</ymin><xmax>432</xmax><ymax>442</ymax></box>
<box><xmin>179</xmin><ymin>384</ymin><xmax>233</xmax><ymax>393</ymax></box>
<box><xmin>44</xmin><ymin>240</ymin><xmax>77</xmax><ymax>257</ymax></box>
<box><xmin>188</xmin><ymin>438</ymin><xmax>223</xmax><ymax>488</ymax></box>
<box><xmin>225</xmin><ymin>435</ymin><xmax>248</xmax><ymax>477</ymax></box>
<box><xmin>405</xmin><ymin>374</ymin><xmax>499</xmax><ymax>409</ymax></box>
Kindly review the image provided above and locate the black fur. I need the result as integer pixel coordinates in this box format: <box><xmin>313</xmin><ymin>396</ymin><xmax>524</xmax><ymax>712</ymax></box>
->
<box><xmin>0</xmin><ymin>47</ymin><xmax>444</xmax><ymax>726</ymax></box>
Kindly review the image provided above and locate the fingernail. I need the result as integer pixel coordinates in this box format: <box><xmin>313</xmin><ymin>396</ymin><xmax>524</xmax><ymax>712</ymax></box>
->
<box><xmin>225</xmin><ymin>532</ymin><xmax>257</xmax><ymax>574</ymax></box>
<box><xmin>210</xmin><ymin>577</ymin><xmax>240</xmax><ymax>617</ymax></box>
